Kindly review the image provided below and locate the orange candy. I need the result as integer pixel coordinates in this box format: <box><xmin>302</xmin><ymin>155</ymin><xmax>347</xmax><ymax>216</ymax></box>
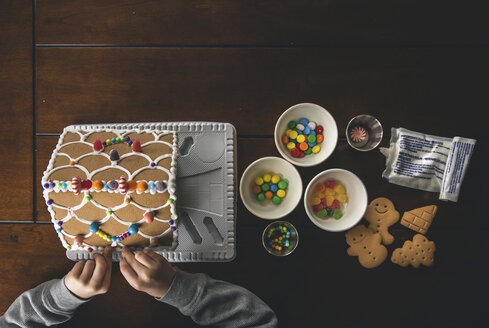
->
<box><xmin>69</xmin><ymin>161</ymin><xmax>76</xmax><ymax>166</ymax></box>
<box><xmin>315</xmin><ymin>183</ymin><xmax>326</xmax><ymax>192</ymax></box>
<box><xmin>92</xmin><ymin>180</ymin><xmax>104</xmax><ymax>191</ymax></box>
<box><xmin>316</xmin><ymin>134</ymin><xmax>324</xmax><ymax>143</ymax></box>
<box><xmin>127</xmin><ymin>180</ymin><xmax>137</xmax><ymax>191</ymax></box>
<box><xmin>252</xmin><ymin>185</ymin><xmax>261</xmax><ymax>194</ymax></box>
<box><xmin>299</xmin><ymin>142</ymin><xmax>309</xmax><ymax>151</ymax></box>
<box><xmin>282</xmin><ymin>135</ymin><xmax>289</xmax><ymax>145</ymax></box>
<box><xmin>265</xmin><ymin>191</ymin><xmax>273</xmax><ymax>199</ymax></box>
<box><xmin>137</xmin><ymin>181</ymin><xmax>148</xmax><ymax>192</ymax></box>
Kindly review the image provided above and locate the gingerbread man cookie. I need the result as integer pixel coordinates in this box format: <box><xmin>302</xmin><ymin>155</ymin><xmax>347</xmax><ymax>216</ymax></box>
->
<box><xmin>364</xmin><ymin>197</ymin><xmax>399</xmax><ymax>245</ymax></box>
<box><xmin>391</xmin><ymin>234</ymin><xmax>436</xmax><ymax>268</ymax></box>
<box><xmin>345</xmin><ymin>225</ymin><xmax>388</xmax><ymax>269</ymax></box>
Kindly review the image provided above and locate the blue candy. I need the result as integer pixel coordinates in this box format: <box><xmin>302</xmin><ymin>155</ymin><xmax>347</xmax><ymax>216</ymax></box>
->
<box><xmin>303</xmin><ymin>126</ymin><xmax>311</xmax><ymax>135</ymax></box>
<box><xmin>111</xmin><ymin>138</ymin><xmax>117</xmax><ymax>144</ymax></box>
<box><xmin>270</xmin><ymin>184</ymin><xmax>278</xmax><ymax>192</ymax></box>
<box><xmin>128</xmin><ymin>224</ymin><xmax>139</xmax><ymax>235</ymax></box>
<box><xmin>88</xmin><ymin>222</ymin><xmax>100</xmax><ymax>233</ymax></box>
<box><xmin>308</xmin><ymin>142</ymin><xmax>317</xmax><ymax>147</ymax></box>
<box><xmin>309</xmin><ymin>130</ymin><xmax>316</xmax><ymax>136</ymax></box>
<box><xmin>299</xmin><ymin>118</ymin><xmax>309</xmax><ymax>126</ymax></box>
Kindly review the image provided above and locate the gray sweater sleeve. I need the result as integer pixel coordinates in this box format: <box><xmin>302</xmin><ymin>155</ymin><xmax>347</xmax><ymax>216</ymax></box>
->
<box><xmin>0</xmin><ymin>277</ymin><xmax>89</xmax><ymax>327</ymax></box>
<box><xmin>158</xmin><ymin>269</ymin><xmax>278</xmax><ymax>328</ymax></box>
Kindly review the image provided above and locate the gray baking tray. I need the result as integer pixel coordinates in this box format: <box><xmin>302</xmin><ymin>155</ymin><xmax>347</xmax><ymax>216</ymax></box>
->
<box><xmin>65</xmin><ymin>122</ymin><xmax>236</xmax><ymax>262</ymax></box>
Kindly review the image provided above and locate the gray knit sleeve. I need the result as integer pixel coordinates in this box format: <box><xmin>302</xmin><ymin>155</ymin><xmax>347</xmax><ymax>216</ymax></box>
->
<box><xmin>0</xmin><ymin>277</ymin><xmax>89</xmax><ymax>327</ymax></box>
<box><xmin>158</xmin><ymin>269</ymin><xmax>278</xmax><ymax>328</ymax></box>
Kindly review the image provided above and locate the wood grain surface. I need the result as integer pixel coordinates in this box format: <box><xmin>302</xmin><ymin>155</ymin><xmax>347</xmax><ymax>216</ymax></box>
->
<box><xmin>1</xmin><ymin>0</ymin><xmax>488</xmax><ymax>327</ymax></box>
<box><xmin>0</xmin><ymin>0</ymin><xmax>33</xmax><ymax>221</ymax></box>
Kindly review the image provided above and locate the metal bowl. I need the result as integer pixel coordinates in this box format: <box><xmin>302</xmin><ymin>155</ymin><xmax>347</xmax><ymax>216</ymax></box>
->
<box><xmin>346</xmin><ymin>115</ymin><xmax>383</xmax><ymax>151</ymax></box>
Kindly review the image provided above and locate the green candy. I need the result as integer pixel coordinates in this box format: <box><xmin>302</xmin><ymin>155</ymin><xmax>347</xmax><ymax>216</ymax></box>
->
<box><xmin>261</xmin><ymin>183</ymin><xmax>270</xmax><ymax>192</ymax></box>
<box><xmin>272</xmin><ymin>196</ymin><xmax>281</xmax><ymax>205</ymax></box>
<box><xmin>304</xmin><ymin>147</ymin><xmax>312</xmax><ymax>155</ymax></box>
<box><xmin>308</xmin><ymin>134</ymin><xmax>316</xmax><ymax>143</ymax></box>
<box><xmin>288</xmin><ymin>120</ymin><xmax>297</xmax><ymax>129</ymax></box>
<box><xmin>277</xmin><ymin>180</ymin><xmax>288</xmax><ymax>189</ymax></box>
<box><xmin>257</xmin><ymin>193</ymin><xmax>265</xmax><ymax>201</ymax></box>
<box><xmin>316</xmin><ymin>209</ymin><xmax>328</xmax><ymax>218</ymax></box>
<box><xmin>333</xmin><ymin>209</ymin><xmax>343</xmax><ymax>219</ymax></box>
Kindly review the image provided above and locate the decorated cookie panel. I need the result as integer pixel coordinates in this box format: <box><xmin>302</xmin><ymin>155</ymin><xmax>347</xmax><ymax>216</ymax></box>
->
<box><xmin>41</xmin><ymin>128</ymin><xmax>178</xmax><ymax>254</ymax></box>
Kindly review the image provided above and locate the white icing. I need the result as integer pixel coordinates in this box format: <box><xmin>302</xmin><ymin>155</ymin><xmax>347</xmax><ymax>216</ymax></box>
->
<box><xmin>42</xmin><ymin>126</ymin><xmax>179</xmax><ymax>252</ymax></box>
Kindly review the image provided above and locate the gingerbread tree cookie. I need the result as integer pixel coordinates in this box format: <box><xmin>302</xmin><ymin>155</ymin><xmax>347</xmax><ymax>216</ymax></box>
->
<box><xmin>364</xmin><ymin>197</ymin><xmax>399</xmax><ymax>245</ymax></box>
<box><xmin>401</xmin><ymin>205</ymin><xmax>437</xmax><ymax>234</ymax></box>
<box><xmin>391</xmin><ymin>234</ymin><xmax>436</xmax><ymax>268</ymax></box>
<box><xmin>345</xmin><ymin>225</ymin><xmax>387</xmax><ymax>269</ymax></box>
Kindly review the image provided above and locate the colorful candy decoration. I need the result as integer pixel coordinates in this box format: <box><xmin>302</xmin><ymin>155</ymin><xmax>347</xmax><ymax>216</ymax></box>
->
<box><xmin>253</xmin><ymin>173</ymin><xmax>288</xmax><ymax>205</ymax></box>
<box><xmin>109</xmin><ymin>149</ymin><xmax>120</xmax><ymax>161</ymax></box>
<box><xmin>283</xmin><ymin>118</ymin><xmax>324</xmax><ymax>158</ymax></box>
<box><xmin>132</xmin><ymin>140</ymin><xmax>142</xmax><ymax>152</ymax></box>
<box><xmin>119</xmin><ymin>176</ymin><xmax>128</xmax><ymax>194</ymax></box>
<box><xmin>309</xmin><ymin>179</ymin><xmax>347</xmax><ymax>220</ymax></box>
<box><xmin>87</xmin><ymin>221</ymin><xmax>140</xmax><ymax>243</ymax></box>
<box><xmin>144</xmin><ymin>211</ymin><xmax>154</xmax><ymax>223</ymax></box>
<box><xmin>71</xmin><ymin>176</ymin><xmax>81</xmax><ymax>195</ymax></box>
<box><xmin>94</xmin><ymin>136</ymin><xmax>140</xmax><ymax>152</ymax></box>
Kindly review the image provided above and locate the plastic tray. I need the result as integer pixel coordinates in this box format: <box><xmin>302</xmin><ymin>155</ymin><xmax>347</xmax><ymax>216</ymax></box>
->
<box><xmin>65</xmin><ymin>122</ymin><xmax>236</xmax><ymax>262</ymax></box>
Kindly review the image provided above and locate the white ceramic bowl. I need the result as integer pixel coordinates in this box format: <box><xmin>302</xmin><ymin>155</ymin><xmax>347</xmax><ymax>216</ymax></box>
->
<box><xmin>240</xmin><ymin>157</ymin><xmax>303</xmax><ymax>220</ymax></box>
<box><xmin>274</xmin><ymin>103</ymin><xmax>338</xmax><ymax>167</ymax></box>
<box><xmin>304</xmin><ymin>168</ymin><xmax>368</xmax><ymax>232</ymax></box>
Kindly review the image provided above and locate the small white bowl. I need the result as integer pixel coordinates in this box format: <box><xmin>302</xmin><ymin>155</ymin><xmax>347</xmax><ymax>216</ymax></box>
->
<box><xmin>304</xmin><ymin>168</ymin><xmax>368</xmax><ymax>232</ymax></box>
<box><xmin>274</xmin><ymin>103</ymin><xmax>338</xmax><ymax>167</ymax></box>
<box><xmin>240</xmin><ymin>157</ymin><xmax>303</xmax><ymax>220</ymax></box>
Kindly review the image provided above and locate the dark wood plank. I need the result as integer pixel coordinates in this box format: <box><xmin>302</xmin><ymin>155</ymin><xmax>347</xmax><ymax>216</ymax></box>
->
<box><xmin>36</xmin><ymin>47</ymin><xmax>489</xmax><ymax>138</ymax></box>
<box><xmin>36</xmin><ymin>0</ymin><xmax>489</xmax><ymax>46</ymax></box>
<box><xmin>1</xmin><ymin>223</ymin><xmax>487</xmax><ymax>326</ymax></box>
<box><xmin>37</xmin><ymin>136</ymin><xmax>488</xmax><ymax>230</ymax></box>
<box><xmin>0</xmin><ymin>0</ymin><xmax>33</xmax><ymax>221</ymax></box>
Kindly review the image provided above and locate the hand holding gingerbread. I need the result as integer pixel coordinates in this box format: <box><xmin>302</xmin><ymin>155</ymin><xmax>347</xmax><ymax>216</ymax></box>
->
<box><xmin>364</xmin><ymin>197</ymin><xmax>399</xmax><ymax>245</ymax></box>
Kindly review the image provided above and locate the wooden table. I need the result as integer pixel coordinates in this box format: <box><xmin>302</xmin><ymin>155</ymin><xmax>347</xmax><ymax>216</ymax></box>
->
<box><xmin>1</xmin><ymin>1</ymin><xmax>488</xmax><ymax>327</ymax></box>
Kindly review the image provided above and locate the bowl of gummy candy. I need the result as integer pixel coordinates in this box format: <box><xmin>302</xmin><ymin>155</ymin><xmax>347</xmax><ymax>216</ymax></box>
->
<box><xmin>304</xmin><ymin>168</ymin><xmax>368</xmax><ymax>232</ymax></box>
<box><xmin>240</xmin><ymin>156</ymin><xmax>303</xmax><ymax>220</ymax></box>
<box><xmin>262</xmin><ymin>221</ymin><xmax>299</xmax><ymax>256</ymax></box>
<box><xmin>274</xmin><ymin>103</ymin><xmax>338</xmax><ymax>167</ymax></box>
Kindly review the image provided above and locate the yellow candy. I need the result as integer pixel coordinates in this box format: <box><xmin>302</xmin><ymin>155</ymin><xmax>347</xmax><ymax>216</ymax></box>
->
<box><xmin>337</xmin><ymin>193</ymin><xmax>348</xmax><ymax>203</ymax></box>
<box><xmin>277</xmin><ymin>189</ymin><xmax>286</xmax><ymax>198</ymax></box>
<box><xmin>296</xmin><ymin>134</ymin><xmax>306</xmax><ymax>143</ymax></box>
<box><xmin>106</xmin><ymin>139</ymin><xmax>112</xmax><ymax>145</ymax></box>
<box><xmin>309</xmin><ymin>197</ymin><xmax>321</xmax><ymax>206</ymax></box>
<box><xmin>326</xmin><ymin>195</ymin><xmax>335</xmax><ymax>206</ymax></box>
<box><xmin>286</xmin><ymin>142</ymin><xmax>296</xmax><ymax>150</ymax></box>
<box><xmin>289</xmin><ymin>130</ymin><xmax>298</xmax><ymax>140</ymax></box>
<box><xmin>313</xmin><ymin>192</ymin><xmax>325</xmax><ymax>199</ymax></box>
<box><xmin>255</xmin><ymin>177</ymin><xmax>264</xmax><ymax>185</ymax></box>
<box><xmin>312</xmin><ymin>145</ymin><xmax>321</xmax><ymax>153</ymax></box>
<box><xmin>271</xmin><ymin>175</ymin><xmax>280</xmax><ymax>184</ymax></box>
<box><xmin>325</xmin><ymin>188</ymin><xmax>335</xmax><ymax>196</ymax></box>
<box><xmin>263</xmin><ymin>174</ymin><xmax>271</xmax><ymax>182</ymax></box>
<box><xmin>286</xmin><ymin>129</ymin><xmax>293</xmax><ymax>137</ymax></box>
<box><xmin>334</xmin><ymin>184</ymin><xmax>346</xmax><ymax>194</ymax></box>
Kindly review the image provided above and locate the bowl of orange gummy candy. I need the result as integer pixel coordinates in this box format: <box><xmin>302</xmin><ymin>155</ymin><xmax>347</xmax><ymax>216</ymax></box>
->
<box><xmin>304</xmin><ymin>168</ymin><xmax>368</xmax><ymax>232</ymax></box>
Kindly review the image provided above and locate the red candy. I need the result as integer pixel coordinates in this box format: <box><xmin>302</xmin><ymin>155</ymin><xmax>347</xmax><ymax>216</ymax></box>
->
<box><xmin>325</xmin><ymin>180</ymin><xmax>336</xmax><ymax>189</ymax></box>
<box><xmin>312</xmin><ymin>203</ymin><xmax>324</xmax><ymax>212</ymax></box>
<box><xmin>93</xmin><ymin>139</ymin><xmax>103</xmax><ymax>151</ymax></box>
<box><xmin>132</xmin><ymin>140</ymin><xmax>142</xmax><ymax>152</ymax></box>
<box><xmin>290</xmin><ymin>148</ymin><xmax>301</xmax><ymax>157</ymax></box>
<box><xmin>331</xmin><ymin>199</ymin><xmax>340</xmax><ymax>209</ymax></box>
<box><xmin>81</xmin><ymin>179</ymin><xmax>92</xmax><ymax>190</ymax></box>
<box><xmin>315</xmin><ymin>125</ymin><xmax>324</xmax><ymax>134</ymax></box>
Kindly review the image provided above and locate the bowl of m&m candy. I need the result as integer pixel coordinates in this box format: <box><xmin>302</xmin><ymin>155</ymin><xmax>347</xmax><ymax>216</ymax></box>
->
<box><xmin>262</xmin><ymin>221</ymin><xmax>299</xmax><ymax>256</ymax></box>
<box><xmin>304</xmin><ymin>169</ymin><xmax>368</xmax><ymax>232</ymax></box>
<box><xmin>240</xmin><ymin>157</ymin><xmax>303</xmax><ymax>220</ymax></box>
<box><xmin>274</xmin><ymin>103</ymin><xmax>338</xmax><ymax>167</ymax></box>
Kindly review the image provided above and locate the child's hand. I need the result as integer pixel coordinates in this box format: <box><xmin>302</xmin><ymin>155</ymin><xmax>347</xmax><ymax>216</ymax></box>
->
<box><xmin>120</xmin><ymin>247</ymin><xmax>176</xmax><ymax>298</ymax></box>
<box><xmin>64</xmin><ymin>246</ymin><xmax>113</xmax><ymax>299</ymax></box>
